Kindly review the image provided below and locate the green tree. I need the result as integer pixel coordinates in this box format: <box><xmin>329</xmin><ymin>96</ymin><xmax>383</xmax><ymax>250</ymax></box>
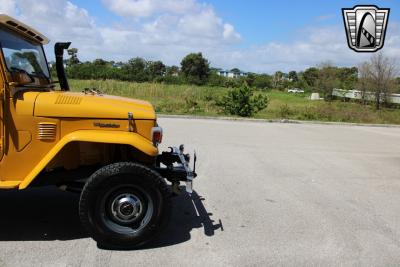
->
<box><xmin>316</xmin><ymin>63</ymin><xmax>340</xmax><ymax>100</ymax></box>
<box><xmin>253</xmin><ymin>74</ymin><xmax>272</xmax><ymax>89</ymax></box>
<box><xmin>230</xmin><ymin>68</ymin><xmax>241</xmax><ymax>75</ymax></box>
<box><xmin>273</xmin><ymin>71</ymin><xmax>284</xmax><ymax>88</ymax></box>
<box><xmin>180</xmin><ymin>52</ymin><xmax>210</xmax><ymax>85</ymax></box>
<box><xmin>124</xmin><ymin>57</ymin><xmax>148</xmax><ymax>82</ymax></box>
<box><xmin>67</xmin><ymin>48</ymin><xmax>79</xmax><ymax>65</ymax></box>
<box><xmin>294</xmin><ymin>77</ymin><xmax>308</xmax><ymax>91</ymax></box>
<box><xmin>166</xmin><ymin>65</ymin><xmax>179</xmax><ymax>76</ymax></box>
<box><xmin>93</xmin><ymin>58</ymin><xmax>108</xmax><ymax>66</ymax></box>
<box><xmin>288</xmin><ymin>70</ymin><xmax>298</xmax><ymax>82</ymax></box>
<box><xmin>337</xmin><ymin>67</ymin><xmax>358</xmax><ymax>90</ymax></box>
<box><xmin>147</xmin><ymin>60</ymin><xmax>166</xmax><ymax>80</ymax></box>
<box><xmin>244</xmin><ymin>73</ymin><xmax>256</xmax><ymax>87</ymax></box>
<box><xmin>208</xmin><ymin>71</ymin><xmax>226</xmax><ymax>87</ymax></box>
<box><xmin>303</xmin><ymin>67</ymin><xmax>319</xmax><ymax>88</ymax></box>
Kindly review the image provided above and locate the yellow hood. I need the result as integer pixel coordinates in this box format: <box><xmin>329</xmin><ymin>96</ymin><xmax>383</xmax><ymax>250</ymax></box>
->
<box><xmin>34</xmin><ymin>91</ymin><xmax>156</xmax><ymax>120</ymax></box>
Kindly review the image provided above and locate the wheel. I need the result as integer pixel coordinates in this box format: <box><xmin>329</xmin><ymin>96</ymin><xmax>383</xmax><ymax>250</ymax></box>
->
<box><xmin>79</xmin><ymin>162</ymin><xmax>171</xmax><ymax>249</ymax></box>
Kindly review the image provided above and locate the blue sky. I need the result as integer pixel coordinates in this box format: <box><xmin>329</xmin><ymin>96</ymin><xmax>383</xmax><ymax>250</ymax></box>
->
<box><xmin>71</xmin><ymin>0</ymin><xmax>400</xmax><ymax>46</ymax></box>
<box><xmin>211</xmin><ymin>1</ymin><xmax>399</xmax><ymax>43</ymax></box>
<box><xmin>2</xmin><ymin>0</ymin><xmax>400</xmax><ymax>73</ymax></box>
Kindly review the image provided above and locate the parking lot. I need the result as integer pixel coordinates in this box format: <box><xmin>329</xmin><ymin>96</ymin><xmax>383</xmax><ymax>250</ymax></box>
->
<box><xmin>0</xmin><ymin>118</ymin><xmax>400</xmax><ymax>266</ymax></box>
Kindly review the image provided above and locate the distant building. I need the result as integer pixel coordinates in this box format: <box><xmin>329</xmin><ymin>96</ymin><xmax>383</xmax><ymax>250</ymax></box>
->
<box><xmin>112</xmin><ymin>62</ymin><xmax>124</xmax><ymax>69</ymax></box>
<box><xmin>216</xmin><ymin>69</ymin><xmax>247</xmax><ymax>78</ymax></box>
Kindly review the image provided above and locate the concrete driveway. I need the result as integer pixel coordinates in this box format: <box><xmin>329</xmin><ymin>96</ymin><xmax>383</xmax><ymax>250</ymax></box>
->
<box><xmin>0</xmin><ymin>118</ymin><xmax>400</xmax><ymax>266</ymax></box>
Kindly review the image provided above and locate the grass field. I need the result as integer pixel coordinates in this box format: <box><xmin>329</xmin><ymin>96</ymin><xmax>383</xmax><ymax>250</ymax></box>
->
<box><xmin>69</xmin><ymin>79</ymin><xmax>400</xmax><ymax>125</ymax></box>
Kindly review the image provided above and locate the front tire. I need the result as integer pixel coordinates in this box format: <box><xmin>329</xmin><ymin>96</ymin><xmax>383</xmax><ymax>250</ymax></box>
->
<box><xmin>79</xmin><ymin>162</ymin><xmax>171</xmax><ymax>249</ymax></box>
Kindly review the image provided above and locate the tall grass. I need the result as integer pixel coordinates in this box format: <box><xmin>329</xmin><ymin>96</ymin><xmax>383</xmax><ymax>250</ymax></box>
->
<box><xmin>69</xmin><ymin>79</ymin><xmax>400</xmax><ymax>124</ymax></box>
<box><xmin>69</xmin><ymin>79</ymin><xmax>228</xmax><ymax>115</ymax></box>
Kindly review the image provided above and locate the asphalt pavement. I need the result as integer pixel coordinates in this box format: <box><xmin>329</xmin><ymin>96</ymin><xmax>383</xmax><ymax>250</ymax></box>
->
<box><xmin>0</xmin><ymin>118</ymin><xmax>400</xmax><ymax>266</ymax></box>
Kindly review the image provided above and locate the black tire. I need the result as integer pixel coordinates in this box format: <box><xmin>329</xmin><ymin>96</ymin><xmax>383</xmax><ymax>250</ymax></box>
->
<box><xmin>79</xmin><ymin>162</ymin><xmax>171</xmax><ymax>249</ymax></box>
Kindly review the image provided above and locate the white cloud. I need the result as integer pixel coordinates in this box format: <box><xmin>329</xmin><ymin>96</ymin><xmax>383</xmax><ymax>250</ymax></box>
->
<box><xmin>315</xmin><ymin>14</ymin><xmax>335</xmax><ymax>21</ymax></box>
<box><xmin>223</xmin><ymin>23</ymin><xmax>241</xmax><ymax>41</ymax></box>
<box><xmin>0</xmin><ymin>0</ymin><xmax>17</xmax><ymax>15</ymax></box>
<box><xmin>0</xmin><ymin>0</ymin><xmax>399</xmax><ymax>73</ymax></box>
<box><xmin>1</xmin><ymin>0</ymin><xmax>100</xmax><ymax>47</ymax></box>
<box><xmin>103</xmin><ymin>0</ymin><xmax>241</xmax><ymax>46</ymax></box>
<box><xmin>0</xmin><ymin>0</ymin><xmax>241</xmax><ymax>62</ymax></box>
<box><xmin>103</xmin><ymin>0</ymin><xmax>197</xmax><ymax>18</ymax></box>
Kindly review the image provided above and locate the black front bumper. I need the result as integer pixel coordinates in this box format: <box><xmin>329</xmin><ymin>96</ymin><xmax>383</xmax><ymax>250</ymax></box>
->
<box><xmin>155</xmin><ymin>145</ymin><xmax>197</xmax><ymax>193</ymax></box>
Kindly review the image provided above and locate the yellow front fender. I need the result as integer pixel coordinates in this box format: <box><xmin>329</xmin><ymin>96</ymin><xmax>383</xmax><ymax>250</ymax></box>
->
<box><xmin>18</xmin><ymin>130</ymin><xmax>158</xmax><ymax>189</ymax></box>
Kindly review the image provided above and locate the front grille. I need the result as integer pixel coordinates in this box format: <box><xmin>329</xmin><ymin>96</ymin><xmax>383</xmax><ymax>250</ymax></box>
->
<box><xmin>37</xmin><ymin>123</ymin><xmax>57</xmax><ymax>140</ymax></box>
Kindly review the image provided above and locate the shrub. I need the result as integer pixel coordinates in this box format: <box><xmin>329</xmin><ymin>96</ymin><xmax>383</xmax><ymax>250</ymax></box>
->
<box><xmin>207</xmin><ymin>72</ymin><xmax>226</xmax><ymax>87</ymax></box>
<box><xmin>224</xmin><ymin>78</ymin><xmax>242</xmax><ymax>88</ymax></box>
<box><xmin>217</xmin><ymin>85</ymin><xmax>269</xmax><ymax>117</ymax></box>
<box><xmin>279</xmin><ymin>104</ymin><xmax>293</xmax><ymax>118</ymax></box>
<box><xmin>183</xmin><ymin>91</ymin><xmax>200</xmax><ymax>112</ymax></box>
<box><xmin>299</xmin><ymin>106</ymin><xmax>317</xmax><ymax>120</ymax></box>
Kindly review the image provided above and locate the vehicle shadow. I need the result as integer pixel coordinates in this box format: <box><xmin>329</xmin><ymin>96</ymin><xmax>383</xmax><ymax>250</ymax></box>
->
<box><xmin>0</xmin><ymin>186</ymin><xmax>87</xmax><ymax>241</ymax></box>
<box><xmin>0</xmin><ymin>186</ymin><xmax>223</xmax><ymax>247</ymax></box>
<box><xmin>142</xmin><ymin>189</ymin><xmax>224</xmax><ymax>250</ymax></box>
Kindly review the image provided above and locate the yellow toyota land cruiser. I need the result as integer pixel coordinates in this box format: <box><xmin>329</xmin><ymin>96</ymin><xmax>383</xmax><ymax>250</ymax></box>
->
<box><xmin>0</xmin><ymin>14</ymin><xmax>197</xmax><ymax>249</ymax></box>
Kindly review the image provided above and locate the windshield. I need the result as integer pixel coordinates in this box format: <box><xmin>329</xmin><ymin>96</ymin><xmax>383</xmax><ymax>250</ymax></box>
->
<box><xmin>0</xmin><ymin>26</ymin><xmax>50</xmax><ymax>80</ymax></box>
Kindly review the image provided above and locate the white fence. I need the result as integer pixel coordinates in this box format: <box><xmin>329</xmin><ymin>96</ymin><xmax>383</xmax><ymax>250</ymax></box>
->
<box><xmin>332</xmin><ymin>88</ymin><xmax>400</xmax><ymax>104</ymax></box>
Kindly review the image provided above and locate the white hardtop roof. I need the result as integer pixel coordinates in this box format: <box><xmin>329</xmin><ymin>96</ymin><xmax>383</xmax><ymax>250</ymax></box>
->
<box><xmin>0</xmin><ymin>14</ymin><xmax>49</xmax><ymax>44</ymax></box>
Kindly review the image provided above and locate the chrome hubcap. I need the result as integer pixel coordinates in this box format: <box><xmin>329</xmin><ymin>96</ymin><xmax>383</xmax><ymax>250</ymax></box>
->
<box><xmin>111</xmin><ymin>193</ymin><xmax>143</xmax><ymax>224</ymax></box>
<box><xmin>102</xmin><ymin>185</ymin><xmax>154</xmax><ymax>235</ymax></box>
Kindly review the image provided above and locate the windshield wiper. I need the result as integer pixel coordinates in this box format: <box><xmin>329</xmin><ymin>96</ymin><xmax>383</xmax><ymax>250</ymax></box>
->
<box><xmin>31</xmin><ymin>71</ymin><xmax>49</xmax><ymax>79</ymax></box>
